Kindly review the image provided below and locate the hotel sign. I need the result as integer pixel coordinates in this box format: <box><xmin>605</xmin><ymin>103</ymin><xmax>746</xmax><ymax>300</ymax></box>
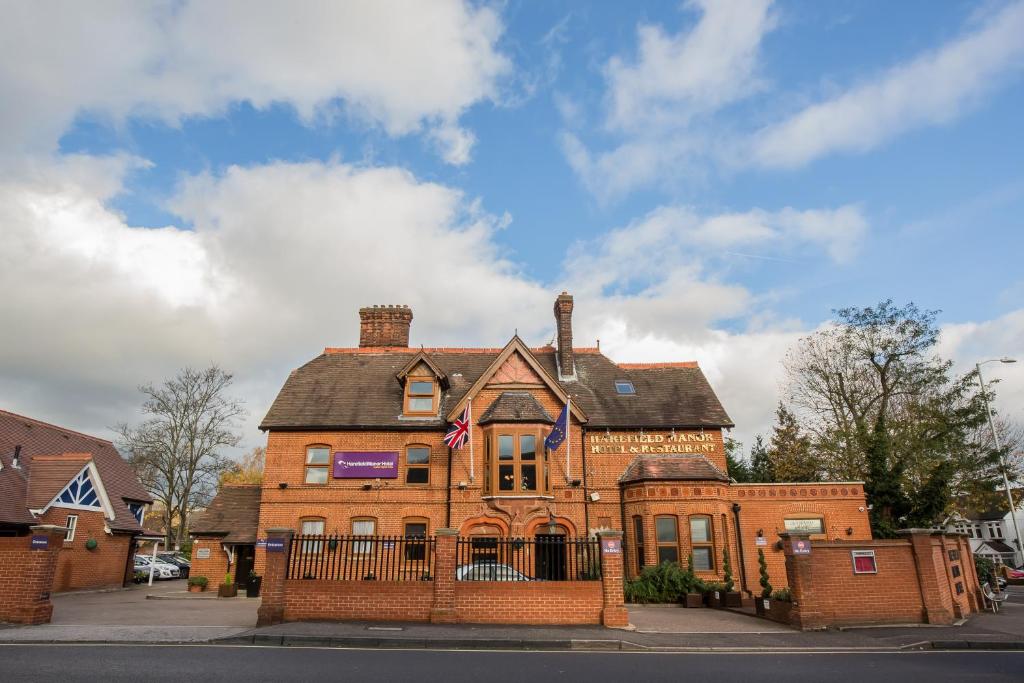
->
<box><xmin>333</xmin><ymin>451</ymin><xmax>399</xmax><ymax>479</ymax></box>
<box><xmin>589</xmin><ymin>431</ymin><xmax>717</xmax><ymax>455</ymax></box>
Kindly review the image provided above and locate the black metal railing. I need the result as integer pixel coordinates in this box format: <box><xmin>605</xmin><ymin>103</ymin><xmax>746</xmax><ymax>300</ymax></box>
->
<box><xmin>455</xmin><ymin>536</ymin><xmax>601</xmax><ymax>581</ymax></box>
<box><xmin>287</xmin><ymin>535</ymin><xmax>435</xmax><ymax>581</ymax></box>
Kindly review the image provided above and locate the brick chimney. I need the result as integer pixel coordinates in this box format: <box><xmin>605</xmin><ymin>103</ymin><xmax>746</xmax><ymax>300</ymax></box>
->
<box><xmin>359</xmin><ymin>305</ymin><xmax>413</xmax><ymax>347</ymax></box>
<box><xmin>554</xmin><ymin>292</ymin><xmax>575</xmax><ymax>380</ymax></box>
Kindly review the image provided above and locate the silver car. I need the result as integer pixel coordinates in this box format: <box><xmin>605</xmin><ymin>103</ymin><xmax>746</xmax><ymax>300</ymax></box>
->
<box><xmin>456</xmin><ymin>562</ymin><xmax>533</xmax><ymax>581</ymax></box>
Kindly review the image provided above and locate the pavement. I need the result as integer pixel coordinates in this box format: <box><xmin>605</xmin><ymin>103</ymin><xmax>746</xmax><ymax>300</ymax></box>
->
<box><xmin>2</xmin><ymin>581</ymin><xmax>1022</xmax><ymax>653</ymax></box>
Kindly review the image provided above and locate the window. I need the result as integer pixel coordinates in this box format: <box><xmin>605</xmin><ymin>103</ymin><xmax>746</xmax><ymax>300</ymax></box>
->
<box><xmin>352</xmin><ymin>518</ymin><xmax>376</xmax><ymax>554</ymax></box>
<box><xmin>851</xmin><ymin>550</ymin><xmax>877</xmax><ymax>574</ymax></box>
<box><xmin>56</xmin><ymin>468</ymin><xmax>102</xmax><ymax>509</ymax></box>
<box><xmin>655</xmin><ymin>516</ymin><xmax>679</xmax><ymax>565</ymax></box>
<box><xmin>65</xmin><ymin>515</ymin><xmax>78</xmax><ymax>542</ymax></box>
<box><xmin>404</xmin><ymin>378</ymin><xmax>437</xmax><ymax>415</ymax></box>
<box><xmin>633</xmin><ymin>516</ymin><xmax>646</xmax><ymax>572</ymax></box>
<box><xmin>404</xmin><ymin>520</ymin><xmax>428</xmax><ymax>561</ymax></box>
<box><xmin>300</xmin><ymin>518</ymin><xmax>325</xmax><ymax>553</ymax></box>
<box><xmin>305</xmin><ymin>446</ymin><xmax>330</xmax><ymax>484</ymax></box>
<box><xmin>127</xmin><ymin>502</ymin><xmax>145</xmax><ymax>525</ymax></box>
<box><xmin>986</xmin><ymin>522</ymin><xmax>1004</xmax><ymax>539</ymax></box>
<box><xmin>487</xmin><ymin>428</ymin><xmax>545</xmax><ymax>495</ymax></box>
<box><xmin>615</xmin><ymin>380</ymin><xmax>636</xmax><ymax>395</ymax></box>
<box><xmin>690</xmin><ymin>516</ymin><xmax>714</xmax><ymax>571</ymax></box>
<box><xmin>406</xmin><ymin>446</ymin><xmax>430</xmax><ymax>484</ymax></box>
<box><xmin>784</xmin><ymin>518</ymin><xmax>825</xmax><ymax>535</ymax></box>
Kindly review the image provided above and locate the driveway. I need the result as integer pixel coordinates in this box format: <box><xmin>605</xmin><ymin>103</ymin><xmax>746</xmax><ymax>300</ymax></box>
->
<box><xmin>628</xmin><ymin>605</ymin><xmax>792</xmax><ymax>633</ymax></box>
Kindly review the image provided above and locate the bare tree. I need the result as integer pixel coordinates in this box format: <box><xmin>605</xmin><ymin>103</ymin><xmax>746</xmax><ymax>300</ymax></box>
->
<box><xmin>118</xmin><ymin>365</ymin><xmax>245</xmax><ymax>549</ymax></box>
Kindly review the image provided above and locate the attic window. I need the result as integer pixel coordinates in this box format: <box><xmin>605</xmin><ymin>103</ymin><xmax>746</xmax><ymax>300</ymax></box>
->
<box><xmin>615</xmin><ymin>380</ymin><xmax>635</xmax><ymax>395</ymax></box>
<box><xmin>405</xmin><ymin>378</ymin><xmax>437</xmax><ymax>415</ymax></box>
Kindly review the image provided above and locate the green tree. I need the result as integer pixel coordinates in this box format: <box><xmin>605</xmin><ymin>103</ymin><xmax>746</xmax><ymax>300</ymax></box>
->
<box><xmin>757</xmin><ymin>549</ymin><xmax>772</xmax><ymax>599</ymax></box>
<box><xmin>749</xmin><ymin>435</ymin><xmax>775</xmax><ymax>483</ymax></box>
<box><xmin>766</xmin><ymin>403</ymin><xmax>820</xmax><ymax>482</ymax></box>
<box><xmin>724</xmin><ymin>436</ymin><xmax>752</xmax><ymax>482</ymax></box>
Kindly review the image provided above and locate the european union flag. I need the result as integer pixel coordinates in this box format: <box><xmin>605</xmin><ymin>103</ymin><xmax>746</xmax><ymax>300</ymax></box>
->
<box><xmin>545</xmin><ymin>403</ymin><xmax>569</xmax><ymax>451</ymax></box>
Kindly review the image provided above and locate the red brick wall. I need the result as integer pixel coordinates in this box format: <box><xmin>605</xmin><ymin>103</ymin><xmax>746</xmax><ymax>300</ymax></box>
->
<box><xmin>453</xmin><ymin>581</ymin><xmax>603</xmax><ymax>624</ymax></box>
<box><xmin>0</xmin><ymin>530</ymin><xmax>63</xmax><ymax>624</ymax></box>
<box><xmin>38</xmin><ymin>508</ymin><xmax>132</xmax><ymax>592</ymax></box>
<box><xmin>189</xmin><ymin>537</ymin><xmax>231</xmax><ymax>585</ymax></box>
<box><xmin>283</xmin><ymin>579</ymin><xmax>433</xmax><ymax>622</ymax></box>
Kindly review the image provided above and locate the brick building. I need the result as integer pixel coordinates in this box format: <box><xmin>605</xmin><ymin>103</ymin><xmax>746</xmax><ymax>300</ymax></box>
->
<box><xmin>196</xmin><ymin>293</ymin><xmax>871</xmax><ymax>596</ymax></box>
<box><xmin>0</xmin><ymin>409</ymin><xmax>152</xmax><ymax>592</ymax></box>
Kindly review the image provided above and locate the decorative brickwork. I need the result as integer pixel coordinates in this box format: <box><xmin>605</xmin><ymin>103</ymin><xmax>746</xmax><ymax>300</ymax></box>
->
<box><xmin>0</xmin><ymin>525</ymin><xmax>64</xmax><ymax>624</ymax></box>
<box><xmin>359</xmin><ymin>305</ymin><xmax>412</xmax><ymax>347</ymax></box>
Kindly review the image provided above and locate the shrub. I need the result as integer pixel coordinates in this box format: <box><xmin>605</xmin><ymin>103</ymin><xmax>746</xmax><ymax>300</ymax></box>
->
<box><xmin>188</xmin><ymin>575</ymin><xmax>208</xmax><ymax>588</ymax></box>
<box><xmin>703</xmin><ymin>581</ymin><xmax>726</xmax><ymax>594</ymax></box>
<box><xmin>975</xmin><ymin>556</ymin><xmax>995</xmax><ymax>586</ymax></box>
<box><xmin>772</xmin><ymin>587</ymin><xmax>791</xmax><ymax>602</ymax></box>
<box><xmin>223</xmin><ymin>573</ymin><xmax>233</xmax><ymax>586</ymax></box>
<box><xmin>624</xmin><ymin>577</ymin><xmax>660</xmax><ymax>604</ymax></box>
<box><xmin>722</xmin><ymin>548</ymin><xmax>734</xmax><ymax>593</ymax></box>
<box><xmin>624</xmin><ymin>562</ymin><xmax>704</xmax><ymax>603</ymax></box>
<box><xmin>758</xmin><ymin>549</ymin><xmax>772</xmax><ymax>599</ymax></box>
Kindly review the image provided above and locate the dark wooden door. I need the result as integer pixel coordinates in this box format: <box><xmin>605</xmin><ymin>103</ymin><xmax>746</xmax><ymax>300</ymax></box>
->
<box><xmin>234</xmin><ymin>545</ymin><xmax>256</xmax><ymax>587</ymax></box>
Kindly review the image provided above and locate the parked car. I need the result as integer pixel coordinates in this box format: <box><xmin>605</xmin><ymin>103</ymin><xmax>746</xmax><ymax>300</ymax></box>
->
<box><xmin>157</xmin><ymin>553</ymin><xmax>191</xmax><ymax>578</ymax></box>
<box><xmin>135</xmin><ymin>555</ymin><xmax>180</xmax><ymax>580</ymax></box>
<box><xmin>132</xmin><ymin>562</ymin><xmax>150</xmax><ymax>583</ymax></box>
<box><xmin>456</xmin><ymin>562</ymin><xmax>533</xmax><ymax>582</ymax></box>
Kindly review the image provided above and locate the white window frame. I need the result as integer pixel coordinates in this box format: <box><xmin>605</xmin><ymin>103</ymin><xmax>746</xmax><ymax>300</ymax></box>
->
<box><xmin>851</xmin><ymin>549</ymin><xmax>877</xmax><ymax>574</ymax></box>
<box><xmin>65</xmin><ymin>514</ymin><xmax>78</xmax><ymax>542</ymax></box>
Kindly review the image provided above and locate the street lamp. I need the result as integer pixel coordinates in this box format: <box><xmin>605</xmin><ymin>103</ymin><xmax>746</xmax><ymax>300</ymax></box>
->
<box><xmin>977</xmin><ymin>357</ymin><xmax>1020</xmax><ymax>565</ymax></box>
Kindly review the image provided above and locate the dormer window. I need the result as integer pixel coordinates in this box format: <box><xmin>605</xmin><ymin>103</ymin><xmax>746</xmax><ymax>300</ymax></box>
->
<box><xmin>405</xmin><ymin>377</ymin><xmax>437</xmax><ymax>415</ymax></box>
<box><xmin>615</xmin><ymin>380</ymin><xmax>635</xmax><ymax>395</ymax></box>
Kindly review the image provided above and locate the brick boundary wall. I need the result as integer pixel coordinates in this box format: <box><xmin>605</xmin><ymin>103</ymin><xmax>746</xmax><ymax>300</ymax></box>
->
<box><xmin>0</xmin><ymin>525</ymin><xmax>65</xmax><ymax>625</ymax></box>
<box><xmin>258</xmin><ymin>528</ymin><xmax>628</xmax><ymax>627</ymax></box>
<box><xmin>781</xmin><ymin>529</ymin><xmax>980</xmax><ymax>630</ymax></box>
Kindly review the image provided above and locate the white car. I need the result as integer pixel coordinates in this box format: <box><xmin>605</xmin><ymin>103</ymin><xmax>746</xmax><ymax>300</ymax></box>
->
<box><xmin>135</xmin><ymin>555</ymin><xmax>180</xmax><ymax>579</ymax></box>
<box><xmin>456</xmin><ymin>562</ymin><xmax>533</xmax><ymax>582</ymax></box>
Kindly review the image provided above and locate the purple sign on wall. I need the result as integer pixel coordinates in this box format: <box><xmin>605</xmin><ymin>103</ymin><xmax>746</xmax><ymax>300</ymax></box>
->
<box><xmin>333</xmin><ymin>451</ymin><xmax>399</xmax><ymax>479</ymax></box>
<box><xmin>30</xmin><ymin>535</ymin><xmax>49</xmax><ymax>550</ymax></box>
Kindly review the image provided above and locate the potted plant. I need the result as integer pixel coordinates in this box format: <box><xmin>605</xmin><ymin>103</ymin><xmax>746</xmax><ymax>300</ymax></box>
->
<box><xmin>681</xmin><ymin>555</ymin><xmax>704</xmax><ymax>607</ymax></box>
<box><xmin>768</xmin><ymin>588</ymin><xmax>792</xmax><ymax>623</ymax></box>
<box><xmin>246</xmin><ymin>571</ymin><xmax>262</xmax><ymax>598</ymax></box>
<box><xmin>188</xmin><ymin>575</ymin><xmax>209</xmax><ymax>593</ymax></box>
<box><xmin>721</xmin><ymin>549</ymin><xmax>742</xmax><ymax>607</ymax></box>
<box><xmin>755</xmin><ymin>549</ymin><xmax>772</xmax><ymax>616</ymax></box>
<box><xmin>703</xmin><ymin>581</ymin><xmax>725</xmax><ymax>608</ymax></box>
<box><xmin>218</xmin><ymin>572</ymin><xmax>237</xmax><ymax>598</ymax></box>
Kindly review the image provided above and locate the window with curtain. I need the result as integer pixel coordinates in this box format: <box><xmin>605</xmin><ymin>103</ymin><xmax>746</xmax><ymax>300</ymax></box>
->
<box><xmin>300</xmin><ymin>518</ymin><xmax>325</xmax><ymax>553</ymax></box>
<box><xmin>352</xmin><ymin>518</ymin><xmax>376</xmax><ymax>554</ymax></box>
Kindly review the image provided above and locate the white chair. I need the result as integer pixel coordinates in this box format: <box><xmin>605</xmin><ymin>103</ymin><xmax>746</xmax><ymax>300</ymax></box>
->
<box><xmin>981</xmin><ymin>582</ymin><xmax>1008</xmax><ymax>613</ymax></box>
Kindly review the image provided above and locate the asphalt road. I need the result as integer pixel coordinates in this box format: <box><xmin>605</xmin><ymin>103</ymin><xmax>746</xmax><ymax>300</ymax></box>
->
<box><xmin>1</xmin><ymin>645</ymin><xmax>1022</xmax><ymax>682</ymax></box>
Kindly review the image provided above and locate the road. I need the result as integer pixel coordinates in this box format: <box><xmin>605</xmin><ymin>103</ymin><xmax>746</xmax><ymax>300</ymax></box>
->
<box><xmin>1</xmin><ymin>645</ymin><xmax>1022</xmax><ymax>682</ymax></box>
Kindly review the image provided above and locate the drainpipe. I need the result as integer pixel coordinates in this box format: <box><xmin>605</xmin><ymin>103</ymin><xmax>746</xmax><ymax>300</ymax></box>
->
<box><xmin>732</xmin><ymin>503</ymin><xmax>748</xmax><ymax>596</ymax></box>
<box><xmin>619</xmin><ymin>482</ymin><xmax>629</xmax><ymax>576</ymax></box>
<box><xmin>445</xmin><ymin>446</ymin><xmax>453</xmax><ymax>528</ymax></box>
<box><xmin>581</xmin><ymin>427</ymin><xmax>590</xmax><ymax>537</ymax></box>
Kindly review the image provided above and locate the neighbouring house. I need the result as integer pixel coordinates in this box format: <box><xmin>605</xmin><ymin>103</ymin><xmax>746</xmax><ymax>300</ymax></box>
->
<box><xmin>0</xmin><ymin>408</ymin><xmax>152</xmax><ymax>591</ymax></box>
<box><xmin>947</xmin><ymin>502</ymin><xmax>1018</xmax><ymax>566</ymax></box>
<box><xmin>189</xmin><ymin>484</ymin><xmax>261</xmax><ymax>587</ymax></box>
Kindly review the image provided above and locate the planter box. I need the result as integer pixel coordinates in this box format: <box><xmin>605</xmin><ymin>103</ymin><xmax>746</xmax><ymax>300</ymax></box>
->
<box><xmin>766</xmin><ymin>600</ymin><xmax>792</xmax><ymax>624</ymax></box>
<box><xmin>187</xmin><ymin>584</ymin><xmax>206</xmax><ymax>593</ymax></box>
<box><xmin>723</xmin><ymin>592</ymin><xmax>743</xmax><ymax>608</ymax></box>
<box><xmin>218</xmin><ymin>584</ymin><xmax>238</xmax><ymax>598</ymax></box>
<box><xmin>705</xmin><ymin>591</ymin><xmax>723</xmax><ymax>609</ymax></box>
<box><xmin>682</xmin><ymin>593</ymin><xmax>704</xmax><ymax>608</ymax></box>
<box><xmin>246</xmin><ymin>576</ymin><xmax>262</xmax><ymax>598</ymax></box>
<box><xmin>755</xmin><ymin>597</ymin><xmax>769</xmax><ymax>616</ymax></box>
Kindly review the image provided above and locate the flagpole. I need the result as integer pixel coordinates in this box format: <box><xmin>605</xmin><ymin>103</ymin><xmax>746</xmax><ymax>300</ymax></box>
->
<box><xmin>565</xmin><ymin>397</ymin><xmax>571</xmax><ymax>482</ymax></box>
<box><xmin>468</xmin><ymin>398</ymin><xmax>474</xmax><ymax>483</ymax></box>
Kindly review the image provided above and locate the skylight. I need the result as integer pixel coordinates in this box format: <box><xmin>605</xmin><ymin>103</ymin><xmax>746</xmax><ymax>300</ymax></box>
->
<box><xmin>615</xmin><ymin>380</ymin><xmax>636</xmax><ymax>395</ymax></box>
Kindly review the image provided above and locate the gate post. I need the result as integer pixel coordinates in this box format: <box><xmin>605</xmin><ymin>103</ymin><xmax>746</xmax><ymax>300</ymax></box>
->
<box><xmin>430</xmin><ymin>529</ymin><xmax>459</xmax><ymax>624</ymax></box>
<box><xmin>256</xmin><ymin>527</ymin><xmax>293</xmax><ymax>627</ymax></box>
<box><xmin>780</xmin><ymin>532</ymin><xmax>823</xmax><ymax>630</ymax></box>
<box><xmin>0</xmin><ymin>525</ymin><xmax>65</xmax><ymax>624</ymax></box>
<box><xmin>898</xmin><ymin>529</ymin><xmax>955</xmax><ymax>624</ymax></box>
<box><xmin>598</xmin><ymin>530</ymin><xmax>629</xmax><ymax>628</ymax></box>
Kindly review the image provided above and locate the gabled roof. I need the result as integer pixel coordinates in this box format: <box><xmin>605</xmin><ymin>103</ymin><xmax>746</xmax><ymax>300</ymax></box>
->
<box><xmin>25</xmin><ymin>454</ymin><xmax>93</xmax><ymax>509</ymax></box>
<box><xmin>478</xmin><ymin>392</ymin><xmax>555</xmax><ymax>425</ymax></box>
<box><xmin>260</xmin><ymin>342</ymin><xmax>733</xmax><ymax>431</ymax></box>
<box><xmin>396</xmin><ymin>351</ymin><xmax>449</xmax><ymax>390</ymax></box>
<box><xmin>619</xmin><ymin>454</ymin><xmax>730</xmax><ymax>484</ymax></box>
<box><xmin>0</xmin><ymin>408</ymin><xmax>152</xmax><ymax>531</ymax></box>
<box><xmin>189</xmin><ymin>485</ymin><xmax>261</xmax><ymax>544</ymax></box>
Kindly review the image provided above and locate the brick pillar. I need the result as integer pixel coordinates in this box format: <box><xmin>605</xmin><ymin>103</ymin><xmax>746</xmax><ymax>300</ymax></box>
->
<box><xmin>256</xmin><ymin>527</ymin><xmax>293</xmax><ymax>627</ymax></box>
<box><xmin>897</xmin><ymin>529</ymin><xmax>955</xmax><ymax>625</ymax></box>
<box><xmin>13</xmin><ymin>525</ymin><xmax>64</xmax><ymax>624</ymax></box>
<box><xmin>957</xmin><ymin>535</ymin><xmax>980</xmax><ymax>613</ymax></box>
<box><xmin>598</xmin><ymin>530</ymin><xmax>629</xmax><ymax>628</ymax></box>
<box><xmin>780</xmin><ymin>532</ymin><xmax>822</xmax><ymax>630</ymax></box>
<box><xmin>430</xmin><ymin>529</ymin><xmax>459</xmax><ymax>624</ymax></box>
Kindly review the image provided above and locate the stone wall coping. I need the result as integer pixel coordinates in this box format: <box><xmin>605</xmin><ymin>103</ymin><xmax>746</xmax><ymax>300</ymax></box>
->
<box><xmin>802</xmin><ymin>539</ymin><xmax>912</xmax><ymax>548</ymax></box>
<box><xmin>434</xmin><ymin>528</ymin><xmax>459</xmax><ymax>537</ymax></box>
<box><xmin>896</xmin><ymin>528</ymin><xmax>946</xmax><ymax>537</ymax></box>
<box><xmin>29</xmin><ymin>525</ymin><xmax>67</xmax><ymax>534</ymax></box>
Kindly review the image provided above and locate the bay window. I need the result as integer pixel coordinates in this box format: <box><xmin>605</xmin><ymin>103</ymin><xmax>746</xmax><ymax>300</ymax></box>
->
<box><xmin>485</xmin><ymin>427</ymin><xmax>546</xmax><ymax>495</ymax></box>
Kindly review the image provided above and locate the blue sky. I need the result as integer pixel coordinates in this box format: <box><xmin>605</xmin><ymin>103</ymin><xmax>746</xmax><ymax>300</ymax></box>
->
<box><xmin>2</xmin><ymin>0</ymin><xmax>1023</xmax><ymax>450</ymax></box>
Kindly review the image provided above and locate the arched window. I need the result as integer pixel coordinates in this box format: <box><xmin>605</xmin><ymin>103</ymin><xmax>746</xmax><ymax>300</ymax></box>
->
<box><xmin>305</xmin><ymin>445</ymin><xmax>330</xmax><ymax>484</ymax></box>
<box><xmin>655</xmin><ymin>515</ymin><xmax>679</xmax><ymax>565</ymax></box>
<box><xmin>689</xmin><ymin>515</ymin><xmax>714</xmax><ymax>570</ymax></box>
<box><xmin>352</xmin><ymin>517</ymin><xmax>377</xmax><ymax>554</ymax></box>
<box><xmin>403</xmin><ymin>517</ymin><xmax>429</xmax><ymax>561</ymax></box>
<box><xmin>405</xmin><ymin>445</ymin><xmax>430</xmax><ymax>484</ymax></box>
<box><xmin>300</xmin><ymin>517</ymin><xmax>325</xmax><ymax>553</ymax></box>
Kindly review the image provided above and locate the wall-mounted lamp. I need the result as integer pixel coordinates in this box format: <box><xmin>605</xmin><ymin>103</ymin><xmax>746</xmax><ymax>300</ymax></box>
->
<box><xmin>570</xmin><ymin>479</ymin><xmax>582</xmax><ymax>487</ymax></box>
<box><xmin>361</xmin><ymin>483</ymin><xmax>373</xmax><ymax>491</ymax></box>
<box><xmin>278</xmin><ymin>482</ymin><xmax>288</xmax><ymax>489</ymax></box>
<box><xmin>457</xmin><ymin>481</ymin><xmax>468</xmax><ymax>490</ymax></box>
<box><xmin>846</xmin><ymin>527</ymin><xmax>854</xmax><ymax>536</ymax></box>
<box><xmin>756</xmin><ymin>528</ymin><xmax>764</xmax><ymax>537</ymax></box>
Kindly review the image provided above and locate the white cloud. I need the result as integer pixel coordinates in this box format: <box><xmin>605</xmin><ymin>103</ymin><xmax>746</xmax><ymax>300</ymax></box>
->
<box><xmin>0</xmin><ymin>0</ymin><xmax>510</xmax><ymax>164</ymax></box>
<box><xmin>751</xmin><ymin>1</ymin><xmax>1024</xmax><ymax>168</ymax></box>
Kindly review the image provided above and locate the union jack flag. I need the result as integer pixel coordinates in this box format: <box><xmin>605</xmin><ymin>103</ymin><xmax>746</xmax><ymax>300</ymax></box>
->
<box><xmin>444</xmin><ymin>402</ymin><xmax>471</xmax><ymax>449</ymax></box>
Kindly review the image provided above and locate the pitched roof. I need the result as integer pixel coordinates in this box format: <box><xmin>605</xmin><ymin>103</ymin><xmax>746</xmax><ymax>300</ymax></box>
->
<box><xmin>25</xmin><ymin>454</ymin><xmax>92</xmax><ymax>509</ymax></box>
<box><xmin>0</xmin><ymin>409</ymin><xmax>152</xmax><ymax>531</ymax></box>
<box><xmin>261</xmin><ymin>344</ymin><xmax>732</xmax><ymax>430</ymax></box>
<box><xmin>619</xmin><ymin>454</ymin><xmax>730</xmax><ymax>484</ymax></box>
<box><xmin>980</xmin><ymin>540</ymin><xmax>1016</xmax><ymax>555</ymax></box>
<box><xmin>478</xmin><ymin>392</ymin><xmax>555</xmax><ymax>425</ymax></box>
<box><xmin>189</xmin><ymin>485</ymin><xmax>261</xmax><ymax>544</ymax></box>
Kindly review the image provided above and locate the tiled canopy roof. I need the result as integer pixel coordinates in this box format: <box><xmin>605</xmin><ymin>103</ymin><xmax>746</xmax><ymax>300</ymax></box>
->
<box><xmin>619</xmin><ymin>454</ymin><xmax>730</xmax><ymax>484</ymax></box>
<box><xmin>0</xmin><ymin>409</ymin><xmax>152</xmax><ymax>531</ymax></box>
<box><xmin>477</xmin><ymin>392</ymin><xmax>555</xmax><ymax>425</ymax></box>
<box><xmin>189</xmin><ymin>485</ymin><xmax>262</xmax><ymax>544</ymax></box>
<box><xmin>261</xmin><ymin>345</ymin><xmax>733</xmax><ymax>430</ymax></box>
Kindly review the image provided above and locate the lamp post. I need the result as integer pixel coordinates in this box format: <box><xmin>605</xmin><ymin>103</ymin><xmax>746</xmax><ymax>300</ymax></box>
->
<box><xmin>977</xmin><ymin>357</ymin><xmax>1020</xmax><ymax>565</ymax></box>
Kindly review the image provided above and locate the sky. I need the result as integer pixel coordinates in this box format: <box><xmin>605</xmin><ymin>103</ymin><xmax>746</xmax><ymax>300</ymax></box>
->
<box><xmin>1</xmin><ymin>0</ymin><xmax>1023</xmax><ymax>457</ymax></box>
